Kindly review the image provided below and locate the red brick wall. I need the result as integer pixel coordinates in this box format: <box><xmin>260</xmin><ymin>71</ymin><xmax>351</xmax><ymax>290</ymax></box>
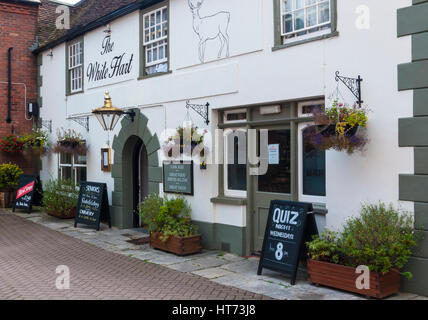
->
<box><xmin>0</xmin><ymin>1</ymin><xmax>39</xmax><ymax>174</ymax></box>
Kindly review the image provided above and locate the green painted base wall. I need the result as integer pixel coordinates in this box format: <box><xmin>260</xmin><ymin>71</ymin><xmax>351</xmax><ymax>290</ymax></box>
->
<box><xmin>192</xmin><ymin>221</ymin><xmax>246</xmax><ymax>256</ymax></box>
<box><xmin>398</xmin><ymin>0</ymin><xmax>428</xmax><ymax>296</ymax></box>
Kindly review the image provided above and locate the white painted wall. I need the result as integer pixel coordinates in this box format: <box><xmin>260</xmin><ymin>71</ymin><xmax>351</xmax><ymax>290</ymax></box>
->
<box><xmin>39</xmin><ymin>0</ymin><xmax>414</xmax><ymax>232</ymax></box>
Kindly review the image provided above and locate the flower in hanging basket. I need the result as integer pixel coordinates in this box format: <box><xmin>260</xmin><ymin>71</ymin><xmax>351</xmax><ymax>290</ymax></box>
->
<box><xmin>305</xmin><ymin>100</ymin><xmax>369</xmax><ymax>154</ymax></box>
<box><xmin>53</xmin><ymin>128</ymin><xmax>88</xmax><ymax>155</ymax></box>
<box><xmin>163</xmin><ymin>125</ymin><xmax>208</xmax><ymax>159</ymax></box>
<box><xmin>21</xmin><ymin>130</ymin><xmax>49</xmax><ymax>158</ymax></box>
<box><xmin>0</xmin><ymin>135</ymin><xmax>25</xmax><ymax>153</ymax></box>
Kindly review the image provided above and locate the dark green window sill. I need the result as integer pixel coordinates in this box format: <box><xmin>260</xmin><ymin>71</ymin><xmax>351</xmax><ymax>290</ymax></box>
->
<box><xmin>211</xmin><ymin>196</ymin><xmax>247</xmax><ymax>206</ymax></box>
<box><xmin>138</xmin><ymin>70</ymin><xmax>172</xmax><ymax>80</ymax></box>
<box><xmin>66</xmin><ymin>90</ymin><xmax>84</xmax><ymax>97</ymax></box>
<box><xmin>272</xmin><ymin>31</ymin><xmax>339</xmax><ymax>51</ymax></box>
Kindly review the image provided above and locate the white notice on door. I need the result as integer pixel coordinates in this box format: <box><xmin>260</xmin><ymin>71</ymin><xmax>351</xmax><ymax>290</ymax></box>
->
<box><xmin>268</xmin><ymin>144</ymin><xmax>280</xmax><ymax>165</ymax></box>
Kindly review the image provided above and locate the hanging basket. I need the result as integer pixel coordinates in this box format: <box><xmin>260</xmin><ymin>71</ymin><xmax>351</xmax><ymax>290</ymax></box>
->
<box><xmin>53</xmin><ymin>140</ymin><xmax>88</xmax><ymax>155</ymax></box>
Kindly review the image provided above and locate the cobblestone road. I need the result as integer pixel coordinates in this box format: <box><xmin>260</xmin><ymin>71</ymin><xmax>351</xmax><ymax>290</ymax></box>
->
<box><xmin>0</xmin><ymin>214</ymin><xmax>270</xmax><ymax>300</ymax></box>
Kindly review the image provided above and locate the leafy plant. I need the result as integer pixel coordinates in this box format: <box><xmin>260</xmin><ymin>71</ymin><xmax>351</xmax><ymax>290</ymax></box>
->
<box><xmin>307</xmin><ymin>202</ymin><xmax>419</xmax><ymax>279</ymax></box>
<box><xmin>305</xmin><ymin>100</ymin><xmax>370</xmax><ymax>154</ymax></box>
<box><xmin>43</xmin><ymin>179</ymin><xmax>79</xmax><ymax>218</ymax></box>
<box><xmin>139</xmin><ymin>193</ymin><xmax>199</xmax><ymax>242</ymax></box>
<box><xmin>163</xmin><ymin>125</ymin><xmax>208</xmax><ymax>158</ymax></box>
<box><xmin>53</xmin><ymin>128</ymin><xmax>87</xmax><ymax>155</ymax></box>
<box><xmin>0</xmin><ymin>135</ymin><xmax>25</xmax><ymax>153</ymax></box>
<box><xmin>0</xmin><ymin>163</ymin><xmax>23</xmax><ymax>189</ymax></box>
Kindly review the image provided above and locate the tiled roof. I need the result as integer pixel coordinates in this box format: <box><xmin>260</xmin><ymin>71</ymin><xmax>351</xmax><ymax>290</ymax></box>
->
<box><xmin>37</xmin><ymin>0</ymin><xmax>139</xmax><ymax>49</ymax></box>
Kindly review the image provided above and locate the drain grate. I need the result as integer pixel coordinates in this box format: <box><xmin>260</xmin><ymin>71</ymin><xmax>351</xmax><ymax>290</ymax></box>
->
<box><xmin>126</xmin><ymin>237</ymin><xmax>150</xmax><ymax>245</ymax></box>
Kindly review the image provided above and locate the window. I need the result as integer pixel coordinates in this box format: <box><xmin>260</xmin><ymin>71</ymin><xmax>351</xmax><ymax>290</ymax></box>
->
<box><xmin>224</xmin><ymin>129</ymin><xmax>247</xmax><ymax>197</ymax></box>
<box><xmin>298</xmin><ymin>101</ymin><xmax>326</xmax><ymax>203</ymax></box>
<box><xmin>142</xmin><ymin>6</ymin><xmax>168</xmax><ymax>75</ymax></box>
<box><xmin>280</xmin><ymin>0</ymin><xmax>332</xmax><ymax>44</ymax></box>
<box><xmin>224</xmin><ymin>109</ymin><xmax>247</xmax><ymax>123</ymax></box>
<box><xmin>68</xmin><ymin>41</ymin><xmax>83</xmax><ymax>93</ymax></box>
<box><xmin>59</xmin><ymin>153</ymin><xmax>87</xmax><ymax>185</ymax></box>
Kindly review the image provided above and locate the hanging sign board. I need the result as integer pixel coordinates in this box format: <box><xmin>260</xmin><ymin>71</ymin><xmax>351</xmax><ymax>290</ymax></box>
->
<box><xmin>163</xmin><ymin>161</ymin><xmax>194</xmax><ymax>195</ymax></box>
<box><xmin>257</xmin><ymin>200</ymin><xmax>318</xmax><ymax>285</ymax></box>
<box><xmin>13</xmin><ymin>175</ymin><xmax>43</xmax><ymax>213</ymax></box>
<box><xmin>75</xmin><ymin>182</ymin><xmax>111</xmax><ymax>231</ymax></box>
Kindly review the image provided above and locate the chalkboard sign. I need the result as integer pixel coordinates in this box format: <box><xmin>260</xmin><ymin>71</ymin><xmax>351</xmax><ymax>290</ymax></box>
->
<box><xmin>163</xmin><ymin>161</ymin><xmax>194</xmax><ymax>195</ymax></box>
<box><xmin>13</xmin><ymin>175</ymin><xmax>43</xmax><ymax>213</ymax></box>
<box><xmin>75</xmin><ymin>182</ymin><xmax>111</xmax><ymax>231</ymax></box>
<box><xmin>257</xmin><ymin>200</ymin><xmax>318</xmax><ymax>285</ymax></box>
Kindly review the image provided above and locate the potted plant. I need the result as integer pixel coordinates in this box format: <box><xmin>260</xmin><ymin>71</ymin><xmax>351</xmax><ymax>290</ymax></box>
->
<box><xmin>43</xmin><ymin>179</ymin><xmax>78</xmax><ymax>219</ymax></box>
<box><xmin>22</xmin><ymin>130</ymin><xmax>49</xmax><ymax>159</ymax></box>
<box><xmin>0</xmin><ymin>135</ymin><xmax>25</xmax><ymax>154</ymax></box>
<box><xmin>304</xmin><ymin>100</ymin><xmax>369</xmax><ymax>154</ymax></box>
<box><xmin>0</xmin><ymin>163</ymin><xmax>24</xmax><ymax>208</ymax></box>
<box><xmin>139</xmin><ymin>193</ymin><xmax>202</xmax><ymax>255</ymax></box>
<box><xmin>163</xmin><ymin>125</ymin><xmax>207</xmax><ymax>158</ymax></box>
<box><xmin>53</xmin><ymin>128</ymin><xmax>88</xmax><ymax>155</ymax></box>
<box><xmin>306</xmin><ymin>203</ymin><xmax>419</xmax><ymax>299</ymax></box>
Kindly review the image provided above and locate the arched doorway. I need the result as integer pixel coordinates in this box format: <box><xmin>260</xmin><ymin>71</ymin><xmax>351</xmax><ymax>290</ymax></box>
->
<box><xmin>110</xmin><ymin>110</ymin><xmax>162</xmax><ymax>229</ymax></box>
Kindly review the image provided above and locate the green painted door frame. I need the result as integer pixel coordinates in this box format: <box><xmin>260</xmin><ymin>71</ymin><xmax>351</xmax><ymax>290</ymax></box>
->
<box><xmin>110</xmin><ymin>109</ymin><xmax>162</xmax><ymax>229</ymax></box>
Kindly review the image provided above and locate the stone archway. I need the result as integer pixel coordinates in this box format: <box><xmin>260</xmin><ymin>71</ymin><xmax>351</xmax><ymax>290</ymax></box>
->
<box><xmin>110</xmin><ymin>110</ymin><xmax>162</xmax><ymax>228</ymax></box>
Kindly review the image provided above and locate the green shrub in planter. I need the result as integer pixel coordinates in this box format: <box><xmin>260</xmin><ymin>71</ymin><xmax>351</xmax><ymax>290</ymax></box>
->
<box><xmin>307</xmin><ymin>202</ymin><xmax>419</xmax><ymax>278</ymax></box>
<box><xmin>0</xmin><ymin>163</ymin><xmax>23</xmax><ymax>190</ymax></box>
<box><xmin>139</xmin><ymin>193</ymin><xmax>199</xmax><ymax>242</ymax></box>
<box><xmin>43</xmin><ymin>179</ymin><xmax>79</xmax><ymax>219</ymax></box>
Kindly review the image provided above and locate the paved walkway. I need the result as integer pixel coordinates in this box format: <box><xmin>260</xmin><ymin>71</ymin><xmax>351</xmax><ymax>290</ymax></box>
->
<box><xmin>0</xmin><ymin>213</ymin><xmax>268</xmax><ymax>300</ymax></box>
<box><xmin>3</xmin><ymin>210</ymin><xmax>427</xmax><ymax>300</ymax></box>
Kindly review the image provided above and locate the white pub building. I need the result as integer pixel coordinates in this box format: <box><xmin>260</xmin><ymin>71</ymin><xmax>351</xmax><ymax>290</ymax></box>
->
<box><xmin>34</xmin><ymin>0</ymin><xmax>428</xmax><ymax>295</ymax></box>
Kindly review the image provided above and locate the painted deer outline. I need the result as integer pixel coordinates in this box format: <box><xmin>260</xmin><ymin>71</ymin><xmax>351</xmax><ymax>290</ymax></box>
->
<box><xmin>188</xmin><ymin>0</ymin><xmax>230</xmax><ymax>63</ymax></box>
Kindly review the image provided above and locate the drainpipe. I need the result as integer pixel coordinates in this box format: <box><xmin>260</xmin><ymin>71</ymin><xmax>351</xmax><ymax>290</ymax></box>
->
<box><xmin>6</xmin><ymin>47</ymin><xmax>13</xmax><ymax>124</ymax></box>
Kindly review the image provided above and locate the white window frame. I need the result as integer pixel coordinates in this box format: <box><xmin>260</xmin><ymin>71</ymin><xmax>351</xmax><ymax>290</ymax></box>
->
<box><xmin>224</xmin><ymin>128</ymin><xmax>247</xmax><ymax>198</ymax></box>
<box><xmin>59</xmin><ymin>153</ymin><xmax>87</xmax><ymax>185</ymax></box>
<box><xmin>143</xmin><ymin>6</ymin><xmax>168</xmax><ymax>68</ymax></box>
<box><xmin>68</xmin><ymin>41</ymin><xmax>83</xmax><ymax>93</ymax></box>
<box><xmin>280</xmin><ymin>0</ymin><xmax>331</xmax><ymax>43</ymax></box>
<box><xmin>297</xmin><ymin>100</ymin><xmax>326</xmax><ymax>205</ymax></box>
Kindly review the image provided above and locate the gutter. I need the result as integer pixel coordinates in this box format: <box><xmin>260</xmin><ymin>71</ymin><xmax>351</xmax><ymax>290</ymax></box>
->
<box><xmin>33</xmin><ymin>0</ymin><xmax>163</xmax><ymax>54</ymax></box>
<box><xmin>7</xmin><ymin>48</ymin><xmax>13</xmax><ymax>124</ymax></box>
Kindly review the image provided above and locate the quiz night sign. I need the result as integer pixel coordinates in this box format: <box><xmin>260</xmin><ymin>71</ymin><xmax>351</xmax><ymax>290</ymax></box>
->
<box><xmin>86</xmin><ymin>34</ymin><xmax>134</xmax><ymax>88</ymax></box>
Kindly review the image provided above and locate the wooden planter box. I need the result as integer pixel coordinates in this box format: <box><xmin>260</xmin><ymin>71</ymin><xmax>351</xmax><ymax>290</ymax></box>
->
<box><xmin>307</xmin><ymin>259</ymin><xmax>400</xmax><ymax>299</ymax></box>
<box><xmin>150</xmin><ymin>232</ymin><xmax>202</xmax><ymax>256</ymax></box>
<box><xmin>0</xmin><ymin>189</ymin><xmax>15</xmax><ymax>208</ymax></box>
<box><xmin>46</xmin><ymin>207</ymin><xmax>76</xmax><ymax>219</ymax></box>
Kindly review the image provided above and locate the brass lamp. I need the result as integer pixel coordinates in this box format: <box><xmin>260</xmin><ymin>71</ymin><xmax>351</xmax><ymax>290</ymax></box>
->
<box><xmin>92</xmin><ymin>91</ymin><xmax>135</xmax><ymax>131</ymax></box>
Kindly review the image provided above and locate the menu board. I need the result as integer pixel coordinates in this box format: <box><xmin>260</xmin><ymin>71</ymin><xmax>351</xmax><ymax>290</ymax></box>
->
<box><xmin>257</xmin><ymin>200</ymin><xmax>318</xmax><ymax>285</ymax></box>
<box><xmin>74</xmin><ymin>182</ymin><xmax>111</xmax><ymax>231</ymax></box>
<box><xmin>13</xmin><ymin>175</ymin><xmax>43</xmax><ymax>213</ymax></box>
<box><xmin>163</xmin><ymin>161</ymin><xmax>194</xmax><ymax>195</ymax></box>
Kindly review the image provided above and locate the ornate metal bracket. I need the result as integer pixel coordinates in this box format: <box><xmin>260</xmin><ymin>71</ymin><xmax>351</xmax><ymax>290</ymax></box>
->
<box><xmin>335</xmin><ymin>71</ymin><xmax>363</xmax><ymax>107</ymax></box>
<box><xmin>186</xmin><ymin>100</ymin><xmax>210</xmax><ymax>125</ymax></box>
<box><xmin>41</xmin><ymin>120</ymin><xmax>52</xmax><ymax>133</ymax></box>
<box><xmin>68</xmin><ymin>116</ymin><xmax>90</xmax><ymax>132</ymax></box>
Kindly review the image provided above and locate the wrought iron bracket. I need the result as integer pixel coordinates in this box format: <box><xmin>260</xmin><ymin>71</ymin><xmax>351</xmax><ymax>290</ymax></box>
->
<box><xmin>41</xmin><ymin>120</ymin><xmax>52</xmax><ymax>133</ymax></box>
<box><xmin>186</xmin><ymin>100</ymin><xmax>210</xmax><ymax>125</ymax></box>
<box><xmin>68</xmin><ymin>116</ymin><xmax>89</xmax><ymax>132</ymax></box>
<box><xmin>124</xmin><ymin>109</ymin><xmax>136</xmax><ymax>122</ymax></box>
<box><xmin>335</xmin><ymin>71</ymin><xmax>363</xmax><ymax>107</ymax></box>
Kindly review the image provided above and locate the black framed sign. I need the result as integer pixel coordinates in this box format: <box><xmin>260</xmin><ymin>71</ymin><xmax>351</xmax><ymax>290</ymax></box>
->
<box><xmin>13</xmin><ymin>175</ymin><xmax>43</xmax><ymax>213</ymax></box>
<box><xmin>163</xmin><ymin>161</ymin><xmax>194</xmax><ymax>196</ymax></box>
<box><xmin>75</xmin><ymin>182</ymin><xmax>111</xmax><ymax>231</ymax></box>
<box><xmin>257</xmin><ymin>200</ymin><xmax>318</xmax><ymax>285</ymax></box>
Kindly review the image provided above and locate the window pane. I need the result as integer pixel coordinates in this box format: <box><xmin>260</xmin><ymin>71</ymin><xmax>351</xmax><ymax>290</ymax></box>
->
<box><xmin>283</xmin><ymin>0</ymin><xmax>292</xmax><ymax>12</ymax></box>
<box><xmin>75</xmin><ymin>167</ymin><xmax>87</xmax><ymax>185</ymax></box>
<box><xmin>258</xmin><ymin>130</ymin><xmax>291</xmax><ymax>194</ymax></box>
<box><xmin>303</xmin><ymin>127</ymin><xmax>326</xmax><ymax>196</ymax></box>
<box><xmin>227</xmin><ymin>134</ymin><xmax>247</xmax><ymax>192</ymax></box>
<box><xmin>61</xmin><ymin>167</ymin><xmax>72</xmax><ymax>181</ymax></box>
<box><xmin>294</xmin><ymin>9</ymin><xmax>305</xmax><ymax>30</ymax></box>
<box><xmin>319</xmin><ymin>2</ymin><xmax>330</xmax><ymax>23</ymax></box>
<box><xmin>295</xmin><ymin>0</ymin><xmax>305</xmax><ymax>9</ymax></box>
<box><xmin>306</xmin><ymin>6</ymin><xmax>317</xmax><ymax>27</ymax></box>
<box><xmin>60</xmin><ymin>153</ymin><xmax>72</xmax><ymax>165</ymax></box>
<box><xmin>284</xmin><ymin>14</ymin><xmax>293</xmax><ymax>33</ymax></box>
<box><xmin>74</xmin><ymin>154</ymin><xmax>87</xmax><ymax>165</ymax></box>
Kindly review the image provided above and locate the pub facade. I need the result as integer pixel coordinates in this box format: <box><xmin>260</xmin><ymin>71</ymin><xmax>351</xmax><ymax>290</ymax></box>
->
<box><xmin>34</xmin><ymin>0</ymin><xmax>427</xmax><ymax>295</ymax></box>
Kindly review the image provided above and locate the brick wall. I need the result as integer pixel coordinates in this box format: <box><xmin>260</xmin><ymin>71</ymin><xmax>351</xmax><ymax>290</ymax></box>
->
<box><xmin>0</xmin><ymin>1</ymin><xmax>39</xmax><ymax>174</ymax></box>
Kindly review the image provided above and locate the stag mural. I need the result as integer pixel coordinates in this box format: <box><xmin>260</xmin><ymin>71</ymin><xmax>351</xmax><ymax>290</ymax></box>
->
<box><xmin>188</xmin><ymin>0</ymin><xmax>231</xmax><ymax>63</ymax></box>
